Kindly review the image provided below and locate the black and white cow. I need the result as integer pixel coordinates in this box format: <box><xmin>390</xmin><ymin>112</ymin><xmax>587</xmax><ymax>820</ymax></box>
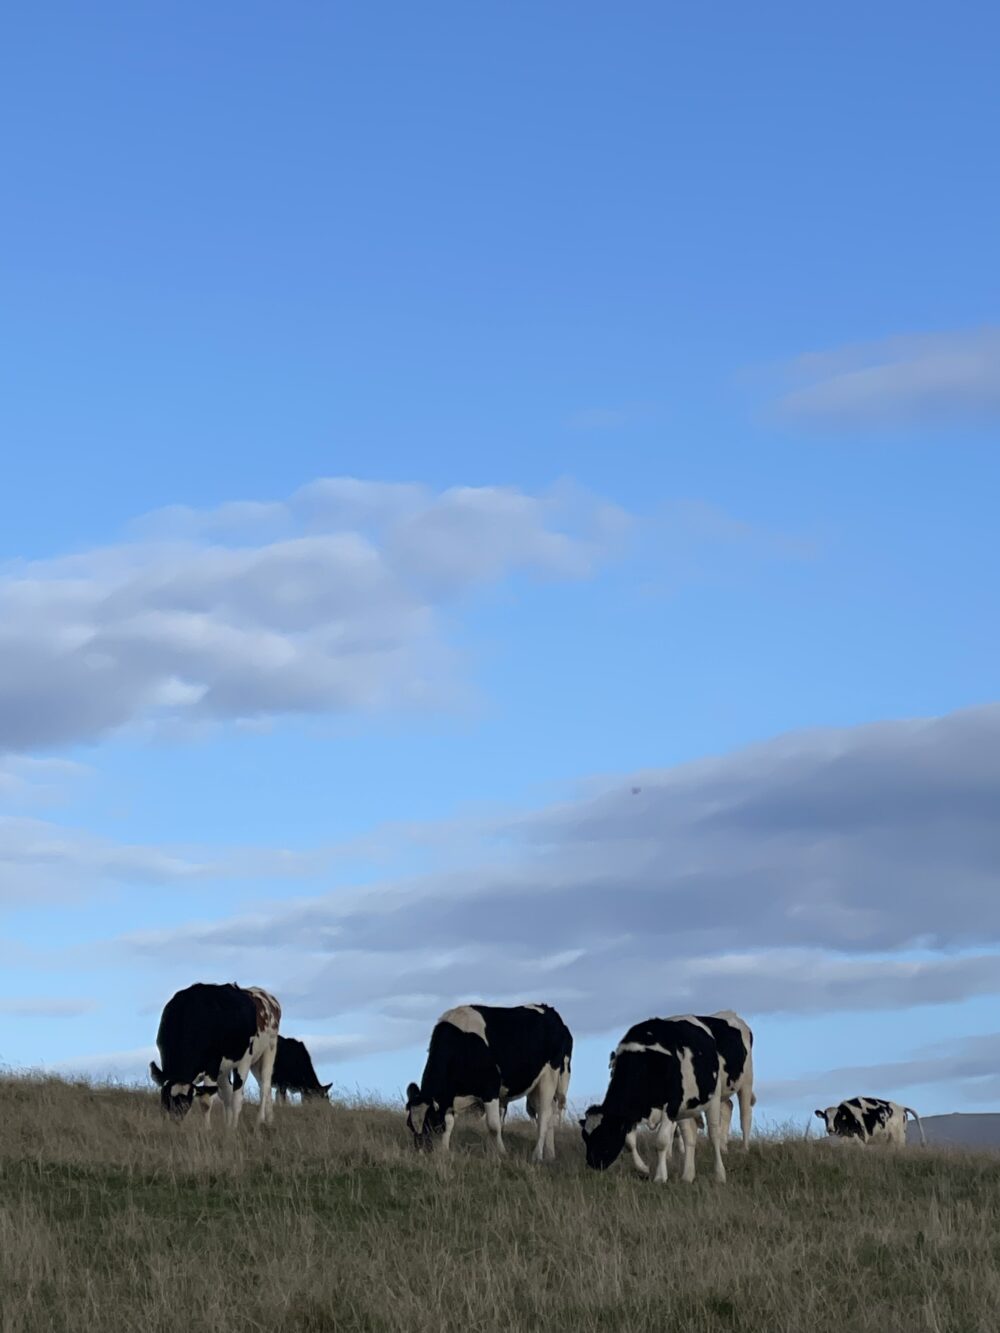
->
<box><xmin>582</xmin><ymin>1015</ymin><xmax>728</xmax><ymax>1184</ymax></box>
<box><xmin>815</xmin><ymin>1097</ymin><xmax>926</xmax><ymax>1147</ymax></box>
<box><xmin>405</xmin><ymin>1003</ymin><xmax>573</xmax><ymax>1162</ymax></box>
<box><xmin>610</xmin><ymin>1009</ymin><xmax>755</xmax><ymax>1175</ymax></box>
<box><xmin>272</xmin><ymin>1035</ymin><xmax>332</xmax><ymax>1103</ymax></box>
<box><xmin>149</xmin><ymin>982</ymin><xmax>281</xmax><ymax>1129</ymax></box>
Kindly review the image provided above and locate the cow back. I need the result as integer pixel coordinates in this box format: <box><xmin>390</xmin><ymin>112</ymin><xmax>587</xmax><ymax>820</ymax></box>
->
<box><xmin>156</xmin><ymin>983</ymin><xmax>258</xmax><ymax>1083</ymax></box>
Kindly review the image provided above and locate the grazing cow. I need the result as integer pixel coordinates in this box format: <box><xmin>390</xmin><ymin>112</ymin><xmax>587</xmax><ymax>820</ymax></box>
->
<box><xmin>582</xmin><ymin>1015</ymin><xmax>727</xmax><ymax>1184</ymax></box>
<box><xmin>611</xmin><ymin>1009</ymin><xmax>755</xmax><ymax>1174</ymax></box>
<box><xmin>149</xmin><ymin>982</ymin><xmax>281</xmax><ymax>1129</ymax></box>
<box><xmin>405</xmin><ymin>1003</ymin><xmax>573</xmax><ymax>1162</ymax></box>
<box><xmin>815</xmin><ymin>1097</ymin><xmax>926</xmax><ymax>1147</ymax></box>
<box><xmin>271</xmin><ymin>1035</ymin><xmax>332</xmax><ymax>1102</ymax></box>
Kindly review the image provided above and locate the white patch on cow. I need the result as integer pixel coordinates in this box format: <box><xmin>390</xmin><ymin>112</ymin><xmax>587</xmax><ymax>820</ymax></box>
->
<box><xmin>583</xmin><ymin>1109</ymin><xmax>603</xmax><ymax>1136</ymax></box>
<box><xmin>246</xmin><ymin>986</ymin><xmax>281</xmax><ymax>1128</ymax></box>
<box><xmin>523</xmin><ymin>1004</ymin><xmax>546</xmax><ymax>1014</ymax></box>
<box><xmin>438</xmin><ymin>1005</ymin><xmax>488</xmax><ymax>1041</ymax></box>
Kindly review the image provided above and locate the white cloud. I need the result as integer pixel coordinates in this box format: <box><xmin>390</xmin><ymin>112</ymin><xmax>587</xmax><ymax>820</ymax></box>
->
<box><xmin>0</xmin><ymin>478</ymin><xmax>631</xmax><ymax>753</ymax></box>
<box><xmin>772</xmin><ymin>326</ymin><xmax>1000</xmax><ymax>428</ymax></box>
<box><xmin>117</xmin><ymin>703</ymin><xmax>1000</xmax><ymax>1047</ymax></box>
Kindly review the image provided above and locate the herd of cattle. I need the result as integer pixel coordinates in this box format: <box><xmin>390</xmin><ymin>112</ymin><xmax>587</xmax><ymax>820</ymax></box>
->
<box><xmin>149</xmin><ymin>981</ymin><xmax>926</xmax><ymax>1180</ymax></box>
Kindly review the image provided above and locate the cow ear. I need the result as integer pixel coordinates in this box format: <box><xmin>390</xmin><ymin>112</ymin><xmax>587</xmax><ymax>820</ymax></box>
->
<box><xmin>195</xmin><ymin>1084</ymin><xmax>218</xmax><ymax>1098</ymax></box>
<box><xmin>321</xmin><ymin>1083</ymin><xmax>333</xmax><ymax>1094</ymax></box>
<box><xmin>406</xmin><ymin>1082</ymin><xmax>421</xmax><ymax>1103</ymax></box>
<box><xmin>149</xmin><ymin>1061</ymin><xmax>165</xmax><ymax>1086</ymax></box>
<box><xmin>814</xmin><ymin>1109</ymin><xmax>824</xmax><ymax>1119</ymax></box>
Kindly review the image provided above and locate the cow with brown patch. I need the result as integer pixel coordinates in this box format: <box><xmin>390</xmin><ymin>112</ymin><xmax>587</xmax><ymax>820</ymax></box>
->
<box><xmin>150</xmin><ymin>982</ymin><xmax>281</xmax><ymax>1130</ymax></box>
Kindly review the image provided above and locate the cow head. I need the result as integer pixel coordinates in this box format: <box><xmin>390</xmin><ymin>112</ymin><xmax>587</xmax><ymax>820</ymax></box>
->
<box><xmin>814</xmin><ymin>1107</ymin><xmax>839</xmax><ymax>1136</ymax></box>
<box><xmin>150</xmin><ymin>1061</ymin><xmax>218</xmax><ymax>1120</ymax></box>
<box><xmin>405</xmin><ymin>1081</ymin><xmax>445</xmax><ymax>1149</ymax></box>
<box><xmin>303</xmin><ymin>1082</ymin><xmax>334</xmax><ymax>1102</ymax></box>
<box><xmin>579</xmin><ymin>1103</ymin><xmax>627</xmax><ymax>1170</ymax></box>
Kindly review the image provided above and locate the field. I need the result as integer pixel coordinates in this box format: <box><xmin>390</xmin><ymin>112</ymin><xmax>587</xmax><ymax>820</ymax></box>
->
<box><xmin>2</xmin><ymin>1077</ymin><xmax>1000</xmax><ymax>1332</ymax></box>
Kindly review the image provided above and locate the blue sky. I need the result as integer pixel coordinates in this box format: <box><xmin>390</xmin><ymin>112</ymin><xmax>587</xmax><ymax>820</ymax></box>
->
<box><xmin>3</xmin><ymin>2</ymin><xmax>1000</xmax><ymax>1127</ymax></box>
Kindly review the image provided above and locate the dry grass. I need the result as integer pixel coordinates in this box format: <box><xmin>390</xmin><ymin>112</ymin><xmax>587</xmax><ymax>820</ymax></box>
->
<box><xmin>1</xmin><ymin>1076</ymin><xmax>1000</xmax><ymax>1332</ymax></box>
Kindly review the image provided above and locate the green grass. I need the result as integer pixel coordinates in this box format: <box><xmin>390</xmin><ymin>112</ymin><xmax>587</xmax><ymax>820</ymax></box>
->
<box><xmin>1</xmin><ymin>1075</ymin><xmax>999</xmax><ymax>1331</ymax></box>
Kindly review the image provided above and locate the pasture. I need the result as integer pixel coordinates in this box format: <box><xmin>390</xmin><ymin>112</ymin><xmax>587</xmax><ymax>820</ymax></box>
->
<box><xmin>2</xmin><ymin>1076</ymin><xmax>999</xmax><ymax>1333</ymax></box>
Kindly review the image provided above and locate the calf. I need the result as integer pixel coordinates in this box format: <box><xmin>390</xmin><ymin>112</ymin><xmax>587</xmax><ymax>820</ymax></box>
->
<box><xmin>149</xmin><ymin>982</ymin><xmax>281</xmax><ymax>1129</ymax></box>
<box><xmin>815</xmin><ymin>1097</ymin><xmax>926</xmax><ymax>1147</ymax></box>
<box><xmin>405</xmin><ymin>1003</ymin><xmax>573</xmax><ymax>1162</ymax></box>
<box><xmin>582</xmin><ymin>1015</ymin><xmax>727</xmax><ymax>1184</ymax></box>
<box><xmin>271</xmin><ymin>1035</ymin><xmax>332</xmax><ymax>1102</ymax></box>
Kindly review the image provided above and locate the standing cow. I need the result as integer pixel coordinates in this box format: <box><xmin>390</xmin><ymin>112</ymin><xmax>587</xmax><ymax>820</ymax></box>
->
<box><xmin>815</xmin><ymin>1097</ymin><xmax>926</xmax><ymax>1147</ymax></box>
<box><xmin>405</xmin><ymin>1003</ymin><xmax>573</xmax><ymax>1162</ymax></box>
<box><xmin>582</xmin><ymin>1014</ymin><xmax>729</xmax><ymax>1184</ymax></box>
<box><xmin>150</xmin><ymin>982</ymin><xmax>281</xmax><ymax>1129</ymax></box>
<box><xmin>612</xmin><ymin>1009</ymin><xmax>755</xmax><ymax>1175</ymax></box>
<box><xmin>272</xmin><ymin>1035</ymin><xmax>332</xmax><ymax>1102</ymax></box>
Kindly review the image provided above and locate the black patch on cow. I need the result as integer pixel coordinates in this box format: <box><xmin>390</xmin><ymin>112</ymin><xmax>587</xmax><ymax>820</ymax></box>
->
<box><xmin>231</xmin><ymin>1070</ymin><xmax>243</xmax><ymax>1091</ymax></box>
<box><xmin>581</xmin><ymin>1017</ymin><xmax>721</xmax><ymax>1171</ymax></box>
<box><xmin>153</xmin><ymin>982</ymin><xmax>259</xmax><ymax>1116</ymax></box>
<box><xmin>406</xmin><ymin>1003</ymin><xmax>573</xmax><ymax>1145</ymax></box>
<box><xmin>834</xmin><ymin>1097</ymin><xmax>893</xmax><ymax>1138</ymax></box>
<box><xmin>273</xmin><ymin>1036</ymin><xmax>332</xmax><ymax>1099</ymax></box>
<box><xmin>694</xmin><ymin>1014</ymin><xmax>751</xmax><ymax>1094</ymax></box>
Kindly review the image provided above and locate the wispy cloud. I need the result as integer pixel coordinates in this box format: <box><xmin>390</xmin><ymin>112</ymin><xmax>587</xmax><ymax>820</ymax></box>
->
<box><xmin>763</xmin><ymin>1031</ymin><xmax>1000</xmax><ymax>1108</ymax></box>
<box><xmin>0</xmin><ymin>756</ymin><xmax>92</xmax><ymax>805</ymax></box>
<box><xmin>0</xmin><ymin>815</ymin><xmax>326</xmax><ymax>904</ymax></box>
<box><xmin>769</xmin><ymin>326</ymin><xmax>1000</xmax><ymax>429</ymax></box>
<box><xmin>0</xmin><ymin>997</ymin><xmax>98</xmax><ymax>1018</ymax></box>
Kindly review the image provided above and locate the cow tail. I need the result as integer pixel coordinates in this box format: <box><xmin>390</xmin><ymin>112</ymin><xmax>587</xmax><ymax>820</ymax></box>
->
<box><xmin>905</xmin><ymin>1107</ymin><xmax>926</xmax><ymax>1146</ymax></box>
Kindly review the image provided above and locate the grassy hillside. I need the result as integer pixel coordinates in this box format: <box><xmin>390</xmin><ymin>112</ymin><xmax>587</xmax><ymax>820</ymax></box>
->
<box><xmin>2</xmin><ymin>1076</ymin><xmax>999</xmax><ymax>1332</ymax></box>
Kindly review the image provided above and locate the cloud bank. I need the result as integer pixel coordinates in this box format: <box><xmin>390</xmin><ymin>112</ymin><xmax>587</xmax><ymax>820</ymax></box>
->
<box><xmin>0</xmin><ymin>478</ymin><xmax>630</xmax><ymax>753</ymax></box>
<box><xmin>120</xmin><ymin>703</ymin><xmax>1000</xmax><ymax>1045</ymax></box>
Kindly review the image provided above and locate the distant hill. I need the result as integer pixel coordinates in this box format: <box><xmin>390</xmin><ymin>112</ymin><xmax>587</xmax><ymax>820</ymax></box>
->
<box><xmin>908</xmin><ymin>1113</ymin><xmax>1000</xmax><ymax>1148</ymax></box>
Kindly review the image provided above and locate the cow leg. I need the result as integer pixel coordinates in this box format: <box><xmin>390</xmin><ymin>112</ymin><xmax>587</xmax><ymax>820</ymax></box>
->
<box><xmin>625</xmin><ymin>1128</ymin><xmax>650</xmax><ymax>1176</ymax></box>
<box><xmin>737</xmin><ymin>1085</ymin><xmax>754</xmax><ymax>1151</ymax></box>
<box><xmin>531</xmin><ymin>1068</ymin><xmax>557</xmax><ymax>1164</ymax></box>
<box><xmin>652</xmin><ymin>1117</ymin><xmax>677</xmax><ymax>1184</ymax></box>
<box><xmin>484</xmin><ymin>1098</ymin><xmax>506</xmax><ymax>1155</ymax></box>
<box><xmin>677</xmin><ymin>1117</ymin><xmax>698</xmax><ymax>1173</ymax></box>
<box><xmin>720</xmin><ymin>1096</ymin><xmax>734</xmax><ymax>1154</ymax></box>
<box><xmin>229</xmin><ymin>1068</ymin><xmax>246</xmax><ymax>1130</ymax></box>
<box><xmin>254</xmin><ymin>1040</ymin><xmax>277</xmax><ymax>1126</ymax></box>
<box><xmin>195</xmin><ymin>1088</ymin><xmax>216</xmax><ymax>1131</ymax></box>
<box><xmin>442</xmin><ymin>1110</ymin><xmax>456</xmax><ymax>1152</ymax></box>
<box><xmin>705</xmin><ymin>1093</ymin><xmax>727</xmax><ymax>1183</ymax></box>
<box><xmin>215</xmin><ymin>1070</ymin><xmax>234</xmax><ymax>1128</ymax></box>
